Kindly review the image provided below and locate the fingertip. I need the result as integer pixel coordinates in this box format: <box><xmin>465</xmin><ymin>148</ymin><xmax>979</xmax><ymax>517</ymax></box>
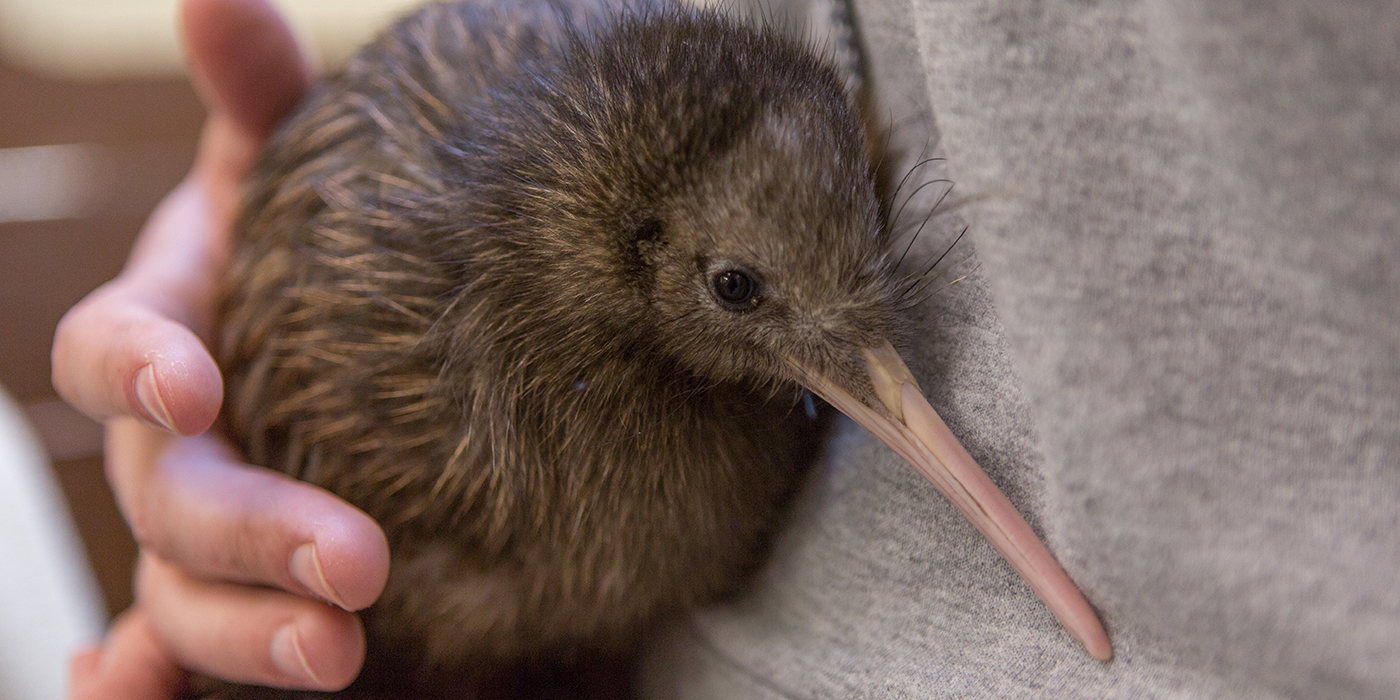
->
<box><xmin>53</xmin><ymin>298</ymin><xmax>222</xmax><ymax>435</ymax></box>
<box><xmin>181</xmin><ymin>0</ymin><xmax>313</xmax><ymax>139</ymax></box>
<box><xmin>124</xmin><ymin>327</ymin><xmax>223</xmax><ymax>437</ymax></box>
<box><xmin>275</xmin><ymin>609</ymin><xmax>365</xmax><ymax>690</ymax></box>
<box><xmin>68</xmin><ymin>646</ymin><xmax>102</xmax><ymax>687</ymax></box>
<box><xmin>145</xmin><ymin>346</ymin><xmax>224</xmax><ymax>437</ymax></box>
<box><xmin>302</xmin><ymin>508</ymin><xmax>391</xmax><ymax>612</ymax></box>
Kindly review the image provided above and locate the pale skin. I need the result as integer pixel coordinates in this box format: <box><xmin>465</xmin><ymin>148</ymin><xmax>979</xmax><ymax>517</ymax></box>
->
<box><xmin>53</xmin><ymin>1</ymin><xmax>389</xmax><ymax>697</ymax></box>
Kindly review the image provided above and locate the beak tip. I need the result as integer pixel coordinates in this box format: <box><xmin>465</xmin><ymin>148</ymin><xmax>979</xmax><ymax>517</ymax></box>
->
<box><xmin>1073</xmin><ymin>625</ymin><xmax>1114</xmax><ymax>662</ymax></box>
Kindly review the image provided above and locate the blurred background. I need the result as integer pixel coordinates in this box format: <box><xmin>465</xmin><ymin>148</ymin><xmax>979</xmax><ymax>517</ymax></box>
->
<box><xmin>0</xmin><ymin>2</ymin><xmax>419</xmax><ymax>698</ymax></box>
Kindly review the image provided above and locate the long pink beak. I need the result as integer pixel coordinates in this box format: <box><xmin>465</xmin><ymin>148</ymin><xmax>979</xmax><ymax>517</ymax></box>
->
<box><xmin>793</xmin><ymin>343</ymin><xmax>1112</xmax><ymax>661</ymax></box>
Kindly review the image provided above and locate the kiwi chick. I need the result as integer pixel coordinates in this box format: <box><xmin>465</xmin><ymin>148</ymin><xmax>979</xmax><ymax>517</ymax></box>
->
<box><xmin>216</xmin><ymin>0</ymin><xmax>891</xmax><ymax>697</ymax></box>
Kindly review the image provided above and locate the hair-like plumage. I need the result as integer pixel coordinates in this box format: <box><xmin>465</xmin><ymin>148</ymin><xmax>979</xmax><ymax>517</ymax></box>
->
<box><xmin>217</xmin><ymin>0</ymin><xmax>902</xmax><ymax>696</ymax></box>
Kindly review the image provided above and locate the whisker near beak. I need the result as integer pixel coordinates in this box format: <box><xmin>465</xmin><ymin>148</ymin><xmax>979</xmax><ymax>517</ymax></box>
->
<box><xmin>793</xmin><ymin>342</ymin><xmax>1113</xmax><ymax>662</ymax></box>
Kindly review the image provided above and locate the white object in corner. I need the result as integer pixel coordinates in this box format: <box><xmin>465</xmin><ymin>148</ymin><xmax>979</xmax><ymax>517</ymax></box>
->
<box><xmin>0</xmin><ymin>386</ymin><xmax>105</xmax><ymax>700</ymax></box>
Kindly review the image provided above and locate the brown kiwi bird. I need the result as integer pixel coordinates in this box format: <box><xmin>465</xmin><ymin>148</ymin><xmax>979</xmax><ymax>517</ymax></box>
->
<box><xmin>215</xmin><ymin>0</ymin><xmax>1110</xmax><ymax>697</ymax></box>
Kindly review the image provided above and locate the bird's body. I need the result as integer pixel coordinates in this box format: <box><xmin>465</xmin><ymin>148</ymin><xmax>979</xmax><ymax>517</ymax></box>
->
<box><xmin>219</xmin><ymin>1</ymin><xmax>874</xmax><ymax>695</ymax></box>
<box><xmin>217</xmin><ymin>1</ymin><xmax>1112</xmax><ymax>697</ymax></box>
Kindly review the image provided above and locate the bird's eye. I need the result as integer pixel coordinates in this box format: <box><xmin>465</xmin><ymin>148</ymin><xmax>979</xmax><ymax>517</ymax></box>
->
<box><xmin>712</xmin><ymin>269</ymin><xmax>759</xmax><ymax>309</ymax></box>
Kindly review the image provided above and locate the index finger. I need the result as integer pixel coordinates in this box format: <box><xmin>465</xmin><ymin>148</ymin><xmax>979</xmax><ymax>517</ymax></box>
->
<box><xmin>51</xmin><ymin>179</ymin><xmax>226</xmax><ymax>435</ymax></box>
<box><xmin>51</xmin><ymin>0</ymin><xmax>312</xmax><ymax>432</ymax></box>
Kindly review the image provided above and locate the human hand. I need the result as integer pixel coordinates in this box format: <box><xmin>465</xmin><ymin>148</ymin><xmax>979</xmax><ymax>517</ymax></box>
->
<box><xmin>53</xmin><ymin>1</ymin><xmax>390</xmax><ymax>696</ymax></box>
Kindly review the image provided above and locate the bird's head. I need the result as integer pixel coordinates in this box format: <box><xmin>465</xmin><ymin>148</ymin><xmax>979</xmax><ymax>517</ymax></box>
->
<box><xmin>631</xmin><ymin>88</ymin><xmax>903</xmax><ymax>404</ymax></box>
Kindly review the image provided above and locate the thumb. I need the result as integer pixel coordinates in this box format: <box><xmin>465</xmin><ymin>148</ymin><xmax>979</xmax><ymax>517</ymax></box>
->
<box><xmin>182</xmin><ymin>0</ymin><xmax>314</xmax><ymax>143</ymax></box>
